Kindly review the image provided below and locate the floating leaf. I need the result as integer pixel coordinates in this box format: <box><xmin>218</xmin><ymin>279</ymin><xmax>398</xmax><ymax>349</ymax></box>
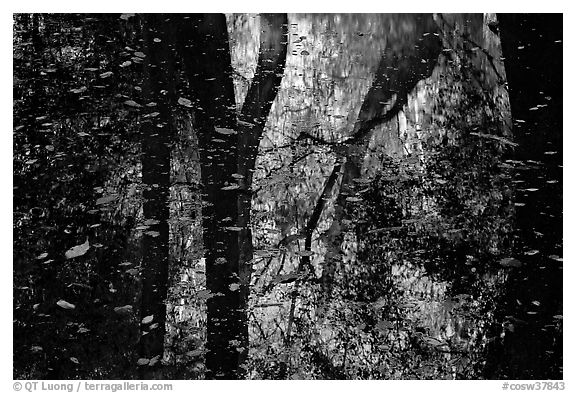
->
<box><xmin>137</xmin><ymin>358</ymin><xmax>150</xmax><ymax>366</ymax></box>
<box><xmin>524</xmin><ymin>249</ymin><xmax>540</xmax><ymax>256</ymax></box>
<box><xmin>100</xmin><ymin>71</ymin><xmax>113</xmax><ymax>78</ymax></box>
<box><xmin>229</xmin><ymin>283</ymin><xmax>240</xmax><ymax>291</ymax></box>
<box><xmin>114</xmin><ymin>305</ymin><xmax>133</xmax><ymax>317</ymax></box>
<box><xmin>70</xmin><ymin>86</ymin><xmax>87</xmax><ymax>94</ymax></box>
<box><xmin>125</xmin><ymin>268</ymin><xmax>139</xmax><ymax>276</ymax></box>
<box><xmin>65</xmin><ymin>239</ymin><xmax>90</xmax><ymax>259</ymax></box>
<box><xmin>124</xmin><ymin>100</ymin><xmax>142</xmax><ymax>108</ymax></box>
<box><xmin>119</xmin><ymin>13</ymin><xmax>135</xmax><ymax>20</ymax></box>
<box><xmin>498</xmin><ymin>257</ymin><xmax>522</xmax><ymax>268</ymax></box>
<box><xmin>96</xmin><ymin>195</ymin><xmax>117</xmax><ymax>205</ymax></box>
<box><xmin>134</xmin><ymin>51</ymin><xmax>146</xmax><ymax>58</ymax></box>
<box><xmin>196</xmin><ymin>289</ymin><xmax>214</xmax><ymax>300</ymax></box>
<box><xmin>142</xmin><ymin>315</ymin><xmax>154</xmax><ymax>325</ymax></box>
<box><xmin>221</xmin><ymin>184</ymin><xmax>240</xmax><ymax>191</ymax></box>
<box><xmin>77</xmin><ymin>327</ymin><xmax>90</xmax><ymax>334</ymax></box>
<box><xmin>145</xmin><ymin>231</ymin><xmax>160</xmax><ymax>237</ymax></box>
<box><xmin>148</xmin><ymin>355</ymin><xmax>161</xmax><ymax>367</ymax></box>
<box><xmin>70</xmin><ymin>357</ymin><xmax>79</xmax><ymax>364</ymax></box>
<box><xmin>215</xmin><ymin>127</ymin><xmax>237</xmax><ymax>135</ymax></box>
<box><xmin>178</xmin><ymin>97</ymin><xmax>193</xmax><ymax>108</ymax></box>
<box><xmin>469</xmin><ymin>132</ymin><xmax>518</xmax><ymax>147</ymax></box>
<box><xmin>345</xmin><ymin>196</ymin><xmax>363</xmax><ymax>202</ymax></box>
<box><xmin>120</xmin><ymin>61</ymin><xmax>132</xmax><ymax>68</ymax></box>
<box><xmin>57</xmin><ymin>300</ymin><xmax>76</xmax><ymax>310</ymax></box>
<box><xmin>36</xmin><ymin>252</ymin><xmax>48</xmax><ymax>260</ymax></box>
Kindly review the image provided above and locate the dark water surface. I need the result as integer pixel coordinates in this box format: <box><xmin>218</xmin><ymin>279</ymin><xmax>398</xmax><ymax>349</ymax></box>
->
<box><xmin>13</xmin><ymin>13</ymin><xmax>562</xmax><ymax>380</ymax></box>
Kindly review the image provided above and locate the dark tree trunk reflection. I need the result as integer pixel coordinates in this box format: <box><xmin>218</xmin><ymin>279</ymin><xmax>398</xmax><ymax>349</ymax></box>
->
<box><xmin>176</xmin><ymin>14</ymin><xmax>244</xmax><ymax>379</ymax></box>
<box><xmin>485</xmin><ymin>14</ymin><xmax>563</xmax><ymax>379</ymax></box>
<box><xmin>138</xmin><ymin>14</ymin><xmax>174</xmax><ymax>377</ymax></box>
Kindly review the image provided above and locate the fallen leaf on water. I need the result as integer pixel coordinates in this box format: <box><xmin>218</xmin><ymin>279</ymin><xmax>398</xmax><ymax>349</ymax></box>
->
<box><xmin>177</xmin><ymin>97</ymin><xmax>192</xmax><ymax>108</ymax></box>
<box><xmin>148</xmin><ymin>355</ymin><xmax>160</xmax><ymax>366</ymax></box>
<box><xmin>124</xmin><ymin>100</ymin><xmax>142</xmax><ymax>108</ymax></box>
<box><xmin>70</xmin><ymin>86</ymin><xmax>87</xmax><ymax>94</ymax></box>
<box><xmin>238</xmin><ymin>120</ymin><xmax>255</xmax><ymax>128</ymax></box>
<box><xmin>215</xmin><ymin>127</ymin><xmax>237</xmax><ymax>135</ymax></box>
<box><xmin>57</xmin><ymin>300</ymin><xmax>76</xmax><ymax>310</ymax></box>
<box><xmin>137</xmin><ymin>358</ymin><xmax>150</xmax><ymax>366</ymax></box>
<box><xmin>114</xmin><ymin>305</ymin><xmax>133</xmax><ymax>317</ymax></box>
<box><xmin>498</xmin><ymin>257</ymin><xmax>522</xmax><ymax>268</ymax></box>
<box><xmin>65</xmin><ymin>239</ymin><xmax>90</xmax><ymax>259</ymax></box>
<box><xmin>96</xmin><ymin>195</ymin><xmax>117</xmax><ymax>205</ymax></box>
<box><xmin>142</xmin><ymin>315</ymin><xmax>154</xmax><ymax>325</ymax></box>
<box><xmin>70</xmin><ymin>357</ymin><xmax>79</xmax><ymax>364</ymax></box>
<box><xmin>196</xmin><ymin>289</ymin><xmax>215</xmax><ymax>300</ymax></box>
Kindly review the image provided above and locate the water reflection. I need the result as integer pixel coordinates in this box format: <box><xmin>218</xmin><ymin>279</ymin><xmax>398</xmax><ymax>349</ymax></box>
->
<box><xmin>13</xmin><ymin>13</ymin><xmax>561</xmax><ymax>380</ymax></box>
